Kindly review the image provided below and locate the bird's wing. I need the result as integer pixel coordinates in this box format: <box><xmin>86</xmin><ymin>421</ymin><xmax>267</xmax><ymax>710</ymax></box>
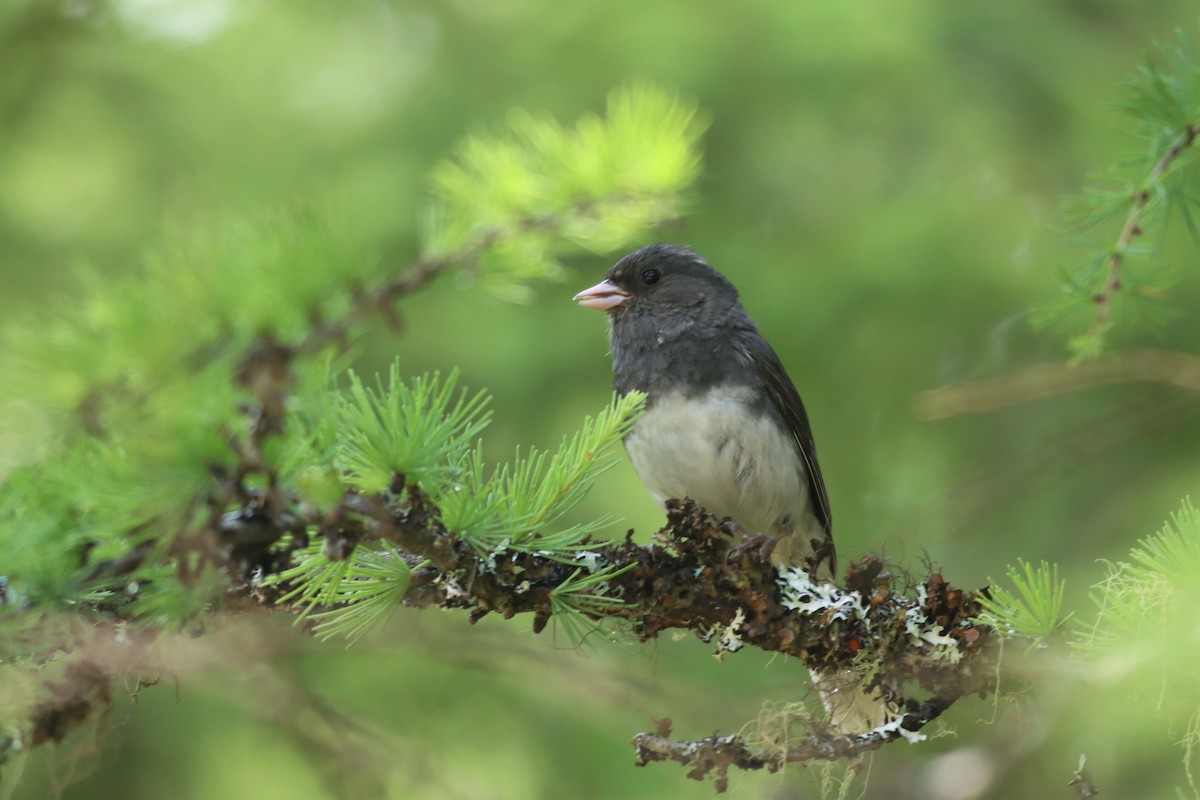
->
<box><xmin>737</xmin><ymin>334</ymin><xmax>834</xmax><ymax>554</ymax></box>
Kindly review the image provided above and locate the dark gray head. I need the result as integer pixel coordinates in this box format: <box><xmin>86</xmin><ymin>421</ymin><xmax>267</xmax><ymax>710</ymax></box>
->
<box><xmin>573</xmin><ymin>244</ymin><xmax>747</xmax><ymax>330</ymax></box>
<box><xmin>574</xmin><ymin>244</ymin><xmax>758</xmax><ymax>396</ymax></box>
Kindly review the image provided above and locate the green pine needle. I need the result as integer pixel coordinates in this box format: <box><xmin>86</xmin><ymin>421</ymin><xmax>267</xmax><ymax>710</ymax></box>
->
<box><xmin>270</xmin><ymin>541</ymin><xmax>358</xmax><ymax>613</ymax></box>
<box><xmin>308</xmin><ymin>548</ymin><xmax>415</xmax><ymax>644</ymax></box>
<box><xmin>268</xmin><ymin>389</ymin><xmax>644</xmax><ymax>644</ymax></box>
<box><xmin>1129</xmin><ymin>496</ymin><xmax>1200</xmax><ymax>584</ymax></box>
<box><xmin>336</xmin><ymin>365</ymin><xmax>491</xmax><ymax>493</ymax></box>
<box><xmin>267</xmin><ymin>541</ymin><xmax>415</xmax><ymax>643</ymax></box>
<box><xmin>976</xmin><ymin>559</ymin><xmax>1070</xmax><ymax>643</ymax></box>
<box><xmin>438</xmin><ymin>390</ymin><xmax>645</xmax><ymax>555</ymax></box>
<box><xmin>500</xmin><ymin>390</ymin><xmax>645</xmax><ymax>538</ymax></box>
<box><xmin>548</xmin><ymin>562</ymin><xmax>635</xmax><ymax>648</ymax></box>
<box><xmin>423</xmin><ymin>80</ymin><xmax>708</xmax><ymax>300</ymax></box>
<box><xmin>1078</xmin><ymin>497</ymin><xmax>1200</xmax><ymax>652</ymax></box>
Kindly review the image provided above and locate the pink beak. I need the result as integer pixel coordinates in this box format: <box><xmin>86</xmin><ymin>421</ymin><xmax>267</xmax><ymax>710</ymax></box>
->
<box><xmin>573</xmin><ymin>279</ymin><xmax>631</xmax><ymax>311</ymax></box>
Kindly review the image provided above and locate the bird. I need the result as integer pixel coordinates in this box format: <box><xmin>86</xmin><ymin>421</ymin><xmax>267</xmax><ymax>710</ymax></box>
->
<box><xmin>573</xmin><ymin>243</ymin><xmax>888</xmax><ymax>734</ymax></box>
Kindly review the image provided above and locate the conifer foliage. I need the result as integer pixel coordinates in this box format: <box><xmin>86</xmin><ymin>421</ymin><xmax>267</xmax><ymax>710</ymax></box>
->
<box><xmin>0</xmin><ymin>81</ymin><xmax>699</xmax><ymax>768</ymax></box>
<box><xmin>2</xmin><ymin>29</ymin><xmax>1200</xmax><ymax>797</ymax></box>
<box><xmin>1036</xmin><ymin>28</ymin><xmax>1200</xmax><ymax>358</ymax></box>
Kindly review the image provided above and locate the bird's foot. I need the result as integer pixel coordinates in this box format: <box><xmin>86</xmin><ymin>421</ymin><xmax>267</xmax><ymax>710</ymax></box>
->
<box><xmin>726</xmin><ymin>532</ymin><xmax>777</xmax><ymax>564</ymax></box>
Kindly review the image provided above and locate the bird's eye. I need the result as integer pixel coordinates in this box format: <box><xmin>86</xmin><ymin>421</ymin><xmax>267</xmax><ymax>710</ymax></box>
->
<box><xmin>642</xmin><ymin>268</ymin><xmax>661</xmax><ymax>286</ymax></box>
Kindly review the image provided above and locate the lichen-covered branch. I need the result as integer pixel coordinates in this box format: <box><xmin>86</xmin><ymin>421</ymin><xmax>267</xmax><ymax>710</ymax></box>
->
<box><xmin>630</xmin><ymin>703</ymin><xmax>949</xmax><ymax>793</ymax></box>
<box><xmin>216</xmin><ymin>482</ymin><xmax>999</xmax><ymax>790</ymax></box>
<box><xmin>13</xmin><ymin>456</ymin><xmax>1002</xmax><ymax>792</ymax></box>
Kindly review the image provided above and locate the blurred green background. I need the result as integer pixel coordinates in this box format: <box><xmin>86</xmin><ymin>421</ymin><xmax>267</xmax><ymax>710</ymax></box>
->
<box><xmin>5</xmin><ymin>0</ymin><xmax>1200</xmax><ymax>798</ymax></box>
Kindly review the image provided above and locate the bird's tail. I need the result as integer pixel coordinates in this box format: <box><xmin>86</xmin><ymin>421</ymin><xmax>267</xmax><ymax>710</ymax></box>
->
<box><xmin>809</xmin><ymin>668</ymin><xmax>893</xmax><ymax>735</ymax></box>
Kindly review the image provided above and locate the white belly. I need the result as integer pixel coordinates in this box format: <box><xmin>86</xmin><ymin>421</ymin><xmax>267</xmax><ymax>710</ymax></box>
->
<box><xmin>625</xmin><ymin>386</ymin><xmax>808</xmax><ymax>537</ymax></box>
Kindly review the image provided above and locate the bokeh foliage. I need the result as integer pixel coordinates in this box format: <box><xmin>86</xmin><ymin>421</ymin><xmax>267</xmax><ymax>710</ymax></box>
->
<box><xmin>3</xmin><ymin>1</ymin><xmax>1200</xmax><ymax>799</ymax></box>
<box><xmin>1034</xmin><ymin>28</ymin><xmax>1200</xmax><ymax>358</ymax></box>
<box><xmin>0</xmin><ymin>79</ymin><xmax>689</xmax><ymax>625</ymax></box>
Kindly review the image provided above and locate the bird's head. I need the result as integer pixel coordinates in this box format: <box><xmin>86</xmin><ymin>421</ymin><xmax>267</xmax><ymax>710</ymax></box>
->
<box><xmin>573</xmin><ymin>244</ymin><xmax>741</xmax><ymax>325</ymax></box>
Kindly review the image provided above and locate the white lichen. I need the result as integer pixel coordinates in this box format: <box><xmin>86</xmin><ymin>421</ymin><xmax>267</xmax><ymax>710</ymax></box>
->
<box><xmin>485</xmin><ymin>538</ymin><xmax>511</xmax><ymax>571</ymax></box>
<box><xmin>904</xmin><ymin>606</ymin><xmax>963</xmax><ymax>663</ymax></box>
<box><xmin>718</xmin><ymin>607</ymin><xmax>747</xmax><ymax>654</ymax></box>
<box><xmin>575</xmin><ymin>550</ymin><xmax>602</xmax><ymax>572</ymax></box>
<box><xmin>437</xmin><ymin>575</ymin><xmax>469</xmax><ymax>602</ymax></box>
<box><xmin>868</xmin><ymin>716</ymin><xmax>927</xmax><ymax>744</ymax></box>
<box><xmin>776</xmin><ymin>566</ymin><xmax>868</xmax><ymax>628</ymax></box>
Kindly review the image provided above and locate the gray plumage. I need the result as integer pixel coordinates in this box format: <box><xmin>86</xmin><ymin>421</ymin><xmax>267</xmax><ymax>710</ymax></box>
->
<box><xmin>575</xmin><ymin>244</ymin><xmax>892</xmax><ymax>734</ymax></box>
<box><xmin>579</xmin><ymin>243</ymin><xmax>834</xmax><ymax>576</ymax></box>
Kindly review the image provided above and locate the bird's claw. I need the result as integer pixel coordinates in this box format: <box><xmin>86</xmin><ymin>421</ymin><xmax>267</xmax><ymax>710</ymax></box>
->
<box><xmin>726</xmin><ymin>533</ymin><xmax>777</xmax><ymax>563</ymax></box>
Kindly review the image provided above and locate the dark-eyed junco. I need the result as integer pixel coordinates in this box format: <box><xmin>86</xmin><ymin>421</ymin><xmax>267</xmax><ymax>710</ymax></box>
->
<box><xmin>574</xmin><ymin>243</ymin><xmax>887</xmax><ymax>732</ymax></box>
<box><xmin>573</xmin><ymin>243</ymin><xmax>833</xmax><ymax>574</ymax></box>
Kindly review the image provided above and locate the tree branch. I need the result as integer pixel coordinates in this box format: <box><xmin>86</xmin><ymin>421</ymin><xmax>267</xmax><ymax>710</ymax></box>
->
<box><xmin>34</xmin><ymin>424</ymin><xmax>1003</xmax><ymax>793</ymax></box>
<box><xmin>631</xmin><ymin>701</ymin><xmax>949</xmax><ymax>792</ymax></box>
<box><xmin>220</xmin><ymin>486</ymin><xmax>999</xmax><ymax>790</ymax></box>
<box><xmin>40</xmin><ymin>198</ymin><xmax>1002</xmax><ymax>791</ymax></box>
<box><xmin>912</xmin><ymin>347</ymin><xmax>1200</xmax><ymax>420</ymax></box>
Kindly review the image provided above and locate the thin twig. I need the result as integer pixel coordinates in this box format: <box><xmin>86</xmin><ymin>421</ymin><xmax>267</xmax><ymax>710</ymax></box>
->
<box><xmin>1091</xmin><ymin>123</ymin><xmax>1199</xmax><ymax>332</ymax></box>
<box><xmin>632</xmin><ymin>699</ymin><xmax>950</xmax><ymax>792</ymax></box>
<box><xmin>913</xmin><ymin>347</ymin><xmax>1200</xmax><ymax>420</ymax></box>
